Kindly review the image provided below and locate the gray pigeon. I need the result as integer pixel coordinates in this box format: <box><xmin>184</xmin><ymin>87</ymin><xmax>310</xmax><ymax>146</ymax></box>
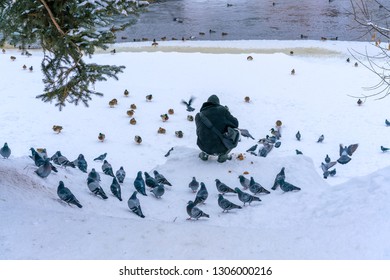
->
<box><xmin>56</xmin><ymin>152</ymin><xmax>76</xmax><ymax>168</ymax></box>
<box><xmin>115</xmin><ymin>166</ymin><xmax>126</xmax><ymax>183</ymax></box>
<box><xmin>134</xmin><ymin>171</ymin><xmax>147</xmax><ymax>196</ymax></box>
<box><xmin>271</xmin><ymin>167</ymin><xmax>285</xmax><ymax>190</ymax></box>
<box><xmin>381</xmin><ymin>145</ymin><xmax>390</xmax><ymax>152</ymax></box>
<box><xmin>317</xmin><ymin>134</ymin><xmax>324</xmax><ymax>143</ymax></box>
<box><xmin>102</xmin><ymin>160</ymin><xmax>115</xmax><ymax>177</ymax></box>
<box><xmin>280</xmin><ymin>180</ymin><xmax>301</xmax><ymax>192</ymax></box>
<box><xmin>186</xmin><ymin>200</ymin><xmax>209</xmax><ymax>220</ymax></box>
<box><xmin>337</xmin><ymin>143</ymin><xmax>358</xmax><ymax>165</ymax></box>
<box><xmin>324</xmin><ymin>154</ymin><xmax>331</xmax><ymax>163</ymax></box>
<box><xmin>87</xmin><ymin>178</ymin><xmax>108</xmax><ymax>199</ymax></box>
<box><xmin>50</xmin><ymin>151</ymin><xmax>61</xmax><ymax>165</ymax></box>
<box><xmin>153</xmin><ymin>170</ymin><xmax>172</xmax><ymax>186</ymax></box>
<box><xmin>235</xmin><ymin>187</ymin><xmax>261</xmax><ymax>206</ymax></box>
<box><xmin>74</xmin><ymin>154</ymin><xmax>88</xmax><ymax>173</ymax></box>
<box><xmin>128</xmin><ymin>191</ymin><xmax>145</xmax><ymax>218</ymax></box>
<box><xmin>321</xmin><ymin>161</ymin><xmax>337</xmax><ymax>179</ymax></box>
<box><xmin>57</xmin><ymin>181</ymin><xmax>82</xmax><ymax>208</ymax></box>
<box><xmin>385</xmin><ymin>119</ymin><xmax>390</xmax><ymax>126</ymax></box>
<box><xmin>296</xmin><ymin>131</ymin><xmax>301</xmax><ymax>141</ymax></box>
<box><xmin>215</xmin><ymin>179</ymin><xmax>237</xmax><ymax>195</ymax></box>
<box><xmin>249</xmin><ymin>177</ymin><xmax>270</xmax><ymax>195</ymax></box>
<box><xmin>181</xmin><ymin>96</ymin><xmax>196</xmax><ymax>112</ymax></box>
<box><xmin>218</xmin><ymin>194</ymin><xmax>242</xmax><ymax>212</ymax></box>
<box><xmin>94</xmin><ymin>153</ymin><xmax>107</xmax><ymax>161</ymax></box>
<box><xmin>238</xmin><ymin>175</ymin><xmax>250</xmax><ymax>190</ymax></box>
<box><xmin>88</xmin><ymin>168</ymin><xmax>101</xmax><ymax>182</ymax></box>
<box><xmin>35</xmin><ymin>158</ymin><xmax>52</xmax><ymax>178</ymax></box>
<box><xmin>0</xmin><ymin>142</ymin><xmax>11</xmax><ymax>158</ymax></box>
<box><xmin>258</xmin><ymin>143</ymin><xmax>273</xmax><ymax>157</ymax></box>
<box><xmin>246</xmin><ymin>144</ymin><xmax>258</xmax><ymax>153</ymax></box>
<box><xmin>189</xmin><ymin>177</ymin><xmax>200</xmax><ymax>193</ymax></box>
<box><xmin>239</xmin><ymin>128</ymin><xmax>255</xmax><ymax>140</ymax></box>
<box><xmin>295</xmin><ymin>149</ymin><xmax>303</xmax><ymax>155</ymax></box>
<box><xmin>144</xmin><ymin>171</ymin><xmax>159</xmax><ymax>188</ymax></box>
<box><xmin>150</xmin><ymin>183</ymin><xmax>165</xmax><ymax>198</ymax></box>
<box><xmin>110</xmin><ymin>177</ymin><xmax>122</xmax><ymax>201</ymax></box>
<box><xmin>193</xmin><ymin>182</ymin><xmax>208</xmax><ymax>205</ymax></box>
<box><xmin>30</xmin><ymin>147</ymin><xmax>45</xmax><ymax>166</ymax></box>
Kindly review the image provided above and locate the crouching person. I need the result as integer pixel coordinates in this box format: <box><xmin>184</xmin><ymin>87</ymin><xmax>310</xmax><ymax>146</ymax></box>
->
<box><xmin>195</xmin><ymin>94</ymin><xmax>240</xmax><ymax>163</ymax></box>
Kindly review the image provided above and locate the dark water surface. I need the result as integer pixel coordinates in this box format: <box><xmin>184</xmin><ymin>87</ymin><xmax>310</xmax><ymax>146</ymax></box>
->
<box><xmin>116</xmin><ymin>0</ymin><xmax>386</xmax><ymax>42</ymax></box>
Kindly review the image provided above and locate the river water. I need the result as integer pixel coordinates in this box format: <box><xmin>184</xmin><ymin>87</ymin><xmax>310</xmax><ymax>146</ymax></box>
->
<box><xmin>115</xmin><ymin>0</ymin><xmax>386</xmax><ymax>42</ymax></box>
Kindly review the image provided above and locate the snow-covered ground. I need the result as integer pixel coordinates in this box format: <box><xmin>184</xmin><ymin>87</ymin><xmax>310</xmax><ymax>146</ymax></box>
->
<box><xmin>1</xmin><ymin>39</ymin><xmax>390</xmax><ymax>260</ymax></box>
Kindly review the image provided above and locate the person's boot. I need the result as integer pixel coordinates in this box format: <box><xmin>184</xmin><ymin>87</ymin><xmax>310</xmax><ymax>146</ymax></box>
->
<box><xmin>217</xmin><ymin>153</ymin><xmax>232</xmax><ymax>163</ymax></box>
<box><xmin>199</xmin><ymin>151</ymin><xmax>209</xmax><ymax>161</ymax></box>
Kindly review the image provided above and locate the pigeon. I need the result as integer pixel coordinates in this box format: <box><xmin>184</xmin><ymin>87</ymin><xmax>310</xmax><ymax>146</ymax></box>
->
<box><xmin>218</xmin><ymin>194</ymin><xmax>242</xmax><ymax>212</ymax></box>
<box><xmin>88</xmin><ymin>168</ymin><xmax>101</xmax><ymax>182</ymax></box>
<box><xmin>381</xmin><ymin>145</ymin><xmax>390</xmax><ymax>152</ymax></box>
<box><xmin>258</xmin><ymin>143</ymin><xmax>273</xmax><ymax>157</ymax></box>
<box><xmin>134</xmin><ymin>171</ymin><xmax>147</xmax><ymax>196</ymax></box>
<box><xmin>271</xmin><ymin>167</ymin><xmax>285</xmax><ymax>190</ymax></box>
<box><xmin>0</xmin><ymin>142</ymin><xmax>11</xmax><ymax>158</ymax></box>
<box><xmin>193</xmin><ymin>182</ymin><xmax>208</xmax><ymax>205</ymax></box>
<box><xmin>153</xmin><ymin>170</ymin><xmax>172</xmax><ymax>186</ymax></box>
<box><xmin>246</xmin><ymin>144</ymin><xmax>258</xmax><ymax>153</ymax></box>
<box><xmin>324</xmin><ymin>154</ymin><xmax>331</xmax><ymax>163</ymax></box>
<box><xmin>317</xmin><ymin>134</ymin><xmax>324</xmax><ymax>143</ymax></box>
<box><xmin>110</xmin><ymin>177</ymin><xmax>122</xmax><ymax>201</ymax></box>
<box><xmin>74</xmin><ymin>154</ymin><xmax>88</xmax><ymax>173</ymax></box>
<box><xmin>274</xmin><ymin>141</ymin><xmax>281</xmax><ymax>148</ymax></box>
<box><xmin>56</xmin><ymin>152</ymin><xmax>76</xmax><ymax>168</ymax></box>
<box><xmin>280</xmin><ymin>180</ymin><xmax>301</xmax><ymax>192</ymax></box>
<box><xmin>296</xmin><ymin>131</ymin><xmax>301</xmax><ymax>141</ymax></box>
<box><xmin>186</xmin><ymin>201</ymin><xmax>209</xmax><ymax>220</ymax></box>
<box><xmin>295</xmin><ymin>149</ymin><xmax>303</xmax><ymax>155</ymax></box>
<box><xmin>35</xmin><ymin>158</ymin><xmax>52</xmax><ymax>178</ymax></box>
<box><xmin>150</xmin><ymin>183</ymin><xmax>165</xmax><ymax>198</ymax></box>
<box><xmin>337</xmin><ymin>144</ymin><xmax>358</xmax><ymax>165</ymax></box>
<box><xmin>144</xmin><ymin>171</ymin><xmax>159</xmax><ymax>188</ymax></box>
<box><xmin>249</xmin><ymin>177</ymin><xmax>270</xmax><ymax>195</ymax></box>
<box><xmin>321</xmin><ymin>161</ymin><xmax>337</xmax><ymax>179</ymax></box>
<box><xmin>94</xmin><ymin>153</ymin><xmax>107</xmax><ymax>161</ymax></box>
<box><xmin>329</xmin><ymin>169</ymin><xmax>337</xmax><ymax>177</ymax></box>
<box><xmin>102</xmin><ymin>160</ymin><xmax>115</xmax><ymax>177</ymax></box>
<box><xmin>386</xmin><ymin>119</ymin><xmax>390</xmax><ymax>126</ymax></box>
<box><xmin>127</xmin><ymin>191</ymin><xmax>145</xmax><ymax>218</ymax></box>
<box><xmin>115</xmin><ymin>166</ymin><xmax>126</xmax><ymax>183</ymax></box>
<box><xmin>29</xmin><ymin>148</ymin><xmax>46</xmax><ymax>167</ymax></box>
<box><xmin>87</xmin><ymin>178</ymin><xmax>108</xmax><ymax>199</ymax></box>
<box><xmin>238</xmin><ymin>175</ymin><xmax>250</xmax><ymax>190</ymax></box>
<box><xmin>164</xmin><ymin>147</ymin><xmax>174</xmax><ymax>157</ymax></box>
<box><xmin>189</xmin><ymin>177</ymin><xmax>200</xmax><ymax>193</ymax></box>
<box><xmin>239</xmin><ymin>128</ymin><xmax>255</xmax><ymax>140</ymax></box>
<box><xmin>215</xmin><ymin>179</ymin><xmax>237</xmax><ymax>195</ymax></box>
<box><xmin>50</xmin><ymin>151</ymin><xmax>61</xmax><ymax>165</ymax></box>
<box><xmin>57</xmin><ymin>181</ymin><xmax>82</xmax><ymax>208</ymax></box>
<box><xmin>235</xmin><ymin>187</ymin><xmax>261</xmax><ymax>206</ymax></box>
<box><xmin>181</xmin><ymin>96</ymin><xmax>196</xmax><ymax>112</ymax></box>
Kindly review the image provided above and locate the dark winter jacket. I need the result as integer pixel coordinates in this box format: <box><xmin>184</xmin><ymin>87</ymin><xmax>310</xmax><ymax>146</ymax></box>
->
<box><xmin>195</xmin><ymin>95</ymin><xmax>239</xmax><ymax>155</ymax></box>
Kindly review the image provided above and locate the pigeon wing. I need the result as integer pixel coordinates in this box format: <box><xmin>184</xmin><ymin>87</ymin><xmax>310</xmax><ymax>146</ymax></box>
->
<box><xmin>347</xmin><ymin>144</ymin><xmax>359</xmax><ymax>156</ymax></box>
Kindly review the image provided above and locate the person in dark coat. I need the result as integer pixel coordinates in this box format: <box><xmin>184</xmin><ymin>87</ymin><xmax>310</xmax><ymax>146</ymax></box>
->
<box><xmin>195</xmin><ymin>94</ymin><xmax>239</xmax><ymax>162</ymax></box>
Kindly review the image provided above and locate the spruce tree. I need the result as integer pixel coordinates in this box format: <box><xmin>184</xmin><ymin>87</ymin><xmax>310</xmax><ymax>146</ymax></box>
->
<box><xmin>0</xmin><ymin>0</ymin><xmax>139</xmax><ymax>110</ymax></box>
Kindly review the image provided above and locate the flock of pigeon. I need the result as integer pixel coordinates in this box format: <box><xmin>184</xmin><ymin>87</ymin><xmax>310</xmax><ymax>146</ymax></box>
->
<box><xmin>240</xmin><ymin>116</ymin><xmax>387</xmax><ymax>180</ymax></box>
<box><xmin>1</xmin><ymin>138</ymin><xmax>304</xmax><ymax>220</ymax></box>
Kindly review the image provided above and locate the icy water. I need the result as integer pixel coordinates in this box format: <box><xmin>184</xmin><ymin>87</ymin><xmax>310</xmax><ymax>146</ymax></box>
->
<box><xmin>116</xmin><ymin>0</ymin><xmax>386</xmax><ymax>42</ymax></box>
